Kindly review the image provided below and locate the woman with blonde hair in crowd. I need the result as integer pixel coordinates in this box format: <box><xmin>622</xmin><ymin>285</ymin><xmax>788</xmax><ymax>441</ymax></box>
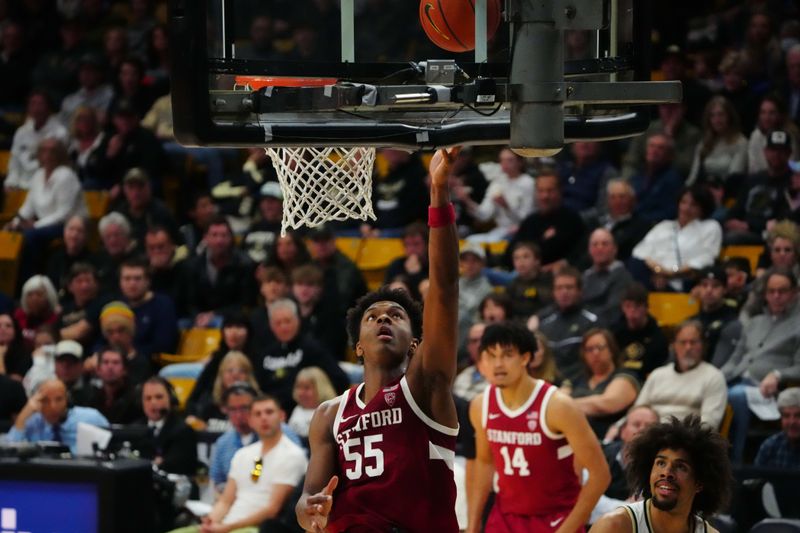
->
<box><xmin>288</xmin><ymin>366</ymin><xmax>337</xmax><ymax>445</ymax></box>
<box><xmin>186</xmin><ymin>350</ymin><xmax>261</xmax><ymax>431</ymax></box>
<box><xmin>742</xmin><ymin>220</ymin><xmax>800</xmax><ymax>321</ymax></box>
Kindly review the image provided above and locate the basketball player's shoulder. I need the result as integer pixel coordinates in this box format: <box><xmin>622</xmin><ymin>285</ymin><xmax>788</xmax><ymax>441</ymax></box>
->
<box><xmin>315</xmin><ymin>393</ymin><xmax>347</xmax><ymax>426</ymax></box>
<box><xmin>706</xmin><ymin>522</ymin><xmax>720</xmax><ymax>533</ymax></box>
<box><xmin>590</xmin><ymin>506</ymin><xmax>633</xmax><ymax>533</ymax></box>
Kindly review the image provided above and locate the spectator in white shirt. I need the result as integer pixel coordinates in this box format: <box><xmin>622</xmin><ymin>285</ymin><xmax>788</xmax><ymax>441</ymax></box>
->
<box><xmin>631</xmin><ymin>185</ymin><xmax>722</xmax><ymax>291</ymax></box>
<box><xmin>458</xmin><ymin>147</ymin><xmax>535</xmax><ymax>242</ymax></box>
<box><xmin>168</xmin><ymin>394</ymin><xmax>308</xmax><ymax>533</ymax></box>
<box><xmin>5</xmin><ymin>90</ymin><xmax>69</xmax><ymax>191</ymax></box>
<box><xmin>5</xmin><ymin>138</ymin><xmax>87</xmax><ymax>286</ymax></box>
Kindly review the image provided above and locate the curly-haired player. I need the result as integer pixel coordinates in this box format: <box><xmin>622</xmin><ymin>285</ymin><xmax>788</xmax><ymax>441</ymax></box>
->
<box><xmin>296</xmin><ymin>148</ymin><xmax>461</xmax><ymax>533</ymax></box>
<box><xmin>591</xmin><ymin>415</ymin><xmax>733</xmax><ymax>533</ymax></box>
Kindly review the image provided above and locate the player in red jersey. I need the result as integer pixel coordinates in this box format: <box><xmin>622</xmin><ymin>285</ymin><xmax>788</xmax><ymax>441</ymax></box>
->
<box><xmin>296</xmin><ymin>148</ymin><xmax>461</xmax><ymax>533</ymax></box>
<box><xmin>467</xmin><ymin>322</ymin><xmax>610</xmax><ymax>533</ymax></box>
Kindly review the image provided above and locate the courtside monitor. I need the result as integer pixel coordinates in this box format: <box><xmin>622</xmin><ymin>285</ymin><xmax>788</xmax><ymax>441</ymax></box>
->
<box><xmin>168</xmin><ymin>0</ymin><xmax>681</xmax><ymax>155</ymax></box>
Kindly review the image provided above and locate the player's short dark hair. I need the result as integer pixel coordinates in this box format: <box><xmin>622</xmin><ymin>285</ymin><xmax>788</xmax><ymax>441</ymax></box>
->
<box><xmin>625</xmin><ymin>415</ymin><xmax>732</xmax><ymax>516</ymax></box>
<box><xmin>478</xmin><ymin>321</ymin><xmax>537</xmax><ymax>358</ymax></box>
<box><xmin>346</xmin><ymin>286</ymin><xmax>423</xmax><ymax>349</ymax></box>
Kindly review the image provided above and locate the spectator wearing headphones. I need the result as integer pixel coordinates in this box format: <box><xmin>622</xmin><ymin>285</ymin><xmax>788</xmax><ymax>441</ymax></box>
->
<box><xmin>135</xmin><ymin>376</ymin><xmax>197</xmax><ymax>476</ymax></box>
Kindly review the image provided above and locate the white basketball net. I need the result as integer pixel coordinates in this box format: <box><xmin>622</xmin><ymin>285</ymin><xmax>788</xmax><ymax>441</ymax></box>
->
<box><xmin>266</xmin><ymin>146</ymin><xmax>377</xmax><ymax>235</ymax></box>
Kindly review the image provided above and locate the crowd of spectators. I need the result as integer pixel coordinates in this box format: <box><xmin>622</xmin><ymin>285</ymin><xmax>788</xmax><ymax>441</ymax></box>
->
<box><xmin>1</xmin><ymin>0</ymin><xmax>800</xmax><ymax>530</ymax></box>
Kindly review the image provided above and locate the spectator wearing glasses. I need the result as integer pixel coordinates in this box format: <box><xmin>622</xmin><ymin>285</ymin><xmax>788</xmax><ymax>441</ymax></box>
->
<box><xmin>209</xmin><ymin>382</ymin><xmax>259</xmax><ymax>493</ymax></box>
<box><xmin>453</xmin><ymin>322</ymin><xmax>488</xmax><ymax>401</ymax></box>
<box><xmin>571</xmin><ymin>328</ymin><xmax>640</xmax><ymax>438</ymax></box>
<box><xmin>168</xmin><ymin>395</ymin><xmax>307</xmax><ymax>533</ymax></box>
<box><xmin>721</xmin><ymin>268</ymin><xmax>800</xmax><ymax>463</ymax></box>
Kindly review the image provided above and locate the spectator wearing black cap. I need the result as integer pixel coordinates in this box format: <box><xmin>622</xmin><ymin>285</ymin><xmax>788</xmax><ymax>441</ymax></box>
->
<box><xmin>58</xmin><ymin>53</ymin><xmax>113</xmax><ymax>127</ymax></box>
<box><xmin>95</xmin><ymin>97</ymin><xmax>167</xmax><ymax>197</ymax></box>
<box><xmin>307</xmin><ymin>224</ymin><xmax>367</xmax><ymax>312</ymax></box>
<box><xmin>689</xmin><ymin>266</ymin><xmax>739</xmax><ymax>358</ymax></box>
<box><xmin>115</xmin><ymin>167</ymin><xmax>180</xmax><ymax>245</ymax></box>
<box><xmin>610</xmin><ymin>283</ymin><xmax>669</xmax><ymax>383</ymax></box>
<box><xmin>242</xmin><ymin>181</ymin><xmax>283</xmax><ymax>264</ymax></box>
<box><xmin>726</xmin><ymin>129</ymin><xmax>795</xmax><ymax>244</ymax></box>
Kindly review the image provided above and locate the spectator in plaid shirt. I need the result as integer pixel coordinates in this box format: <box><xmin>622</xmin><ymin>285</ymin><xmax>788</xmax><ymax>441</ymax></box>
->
<box><xmin>755</xmin><ymin>387</ymin><xmax>800</xmax><ymax>469</ymax></box>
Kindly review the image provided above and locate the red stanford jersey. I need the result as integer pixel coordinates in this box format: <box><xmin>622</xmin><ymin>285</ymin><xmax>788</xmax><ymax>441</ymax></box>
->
<box><xmin>328</xmin><ymin>376</ymin><xmax>459</xmax><ymax>533</ymax></box>
<box><xmin>483</xmin><ymin>380</ymin><xmax>581</xmax><ymax>517</ymax></box>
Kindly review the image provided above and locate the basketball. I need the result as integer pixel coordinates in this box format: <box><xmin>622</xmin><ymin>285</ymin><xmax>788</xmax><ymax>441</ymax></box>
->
<box><xmin>419</xmin><ymin>0</ymin><xmax>502</xmax><ymax>53</ymax></box>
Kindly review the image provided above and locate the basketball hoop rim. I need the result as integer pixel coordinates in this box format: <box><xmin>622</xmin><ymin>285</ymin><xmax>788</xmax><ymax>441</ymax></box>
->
<box><xmin>234</xmin><ymin>75</ymin><xmax>338</xmax><ymax>90</ymax></box>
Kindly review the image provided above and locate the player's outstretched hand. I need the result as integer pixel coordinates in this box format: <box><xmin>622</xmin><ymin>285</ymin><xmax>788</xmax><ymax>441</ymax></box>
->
<box><xmin>429</xmin><ymin>147</ymin><xmax>460</xmax><ymax>189</ymax></box>
<box><xmin>303</xmin><ymin>475</ymin><xmax>339</xmax><ymax>532</ymax></box>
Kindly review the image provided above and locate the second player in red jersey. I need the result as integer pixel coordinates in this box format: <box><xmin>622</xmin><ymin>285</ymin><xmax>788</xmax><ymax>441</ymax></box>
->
<box><xmin>467</xmin><ymin>322</ymin><xmax>610</xmax><ymax>533</ymax></box>
<box><xmin>296</xmin><ymin>148</ymin><xmax>461</xmax><ymax>533</ymax></box>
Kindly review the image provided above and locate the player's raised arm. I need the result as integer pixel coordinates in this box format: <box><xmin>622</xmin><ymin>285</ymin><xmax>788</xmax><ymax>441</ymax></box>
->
<box><xmin>296</xmin><ymin>400</ymin><xmax>339</xmax><ymax>532</ymax></box>
<box><xmin>406</xmin><ymin>147</ymin><xmax>460</xmax><ymax>423</ymax></box>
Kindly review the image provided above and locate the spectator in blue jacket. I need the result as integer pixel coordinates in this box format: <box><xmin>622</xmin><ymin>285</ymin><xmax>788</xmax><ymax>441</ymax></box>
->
<box><xmin>630</xmin><ymin>133</ymin><xmax>685</xmax><ymax>223</ymax></box>
<box><xmin>118</xmin><ymin>256</ymin><xmax>178</xmax><ymax>360</ymax></box>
